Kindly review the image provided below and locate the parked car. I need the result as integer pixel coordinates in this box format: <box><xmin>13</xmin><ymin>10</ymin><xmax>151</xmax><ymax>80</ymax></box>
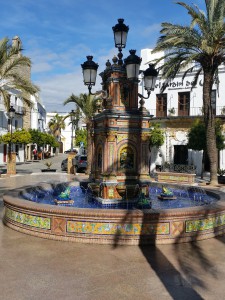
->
<box><xmin>72</xmin><ymin>155</ymin><xmax>87</xmax><ymax>173</ymax></box>
<box><xmin>64</xmin><ymin>149</ymin><xmax>78</xmax><ymax>154</ymax></box>
<box><xmin>61</xmin><ymin>158</ymin><xmax>68</xmax><ymax>171</ymax></box>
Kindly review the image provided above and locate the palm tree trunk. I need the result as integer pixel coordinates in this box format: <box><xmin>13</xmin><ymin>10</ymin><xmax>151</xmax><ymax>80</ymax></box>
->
<box><xmin>203</xmin><ymin>71</ymin><xmax>218</xmax><ymax>185</ymax></box>
<box><xmin>201</xmin><ymin>150</ymin><xmax>205</xmax><ymax>179</ymax></box>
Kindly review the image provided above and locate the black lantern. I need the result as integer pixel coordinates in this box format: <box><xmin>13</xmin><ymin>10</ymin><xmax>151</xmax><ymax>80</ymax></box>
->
<box><xmin>124</xmin><ymin>50</ymin><xmax>142</xmax><ymax>80</ymax></box>
<box><xmin>112</xmin><ymin>18</ymin><xmax>129</xmax><ymax>65</ymax></box>
<box><xmin>8</xmin><ymin>105</ymin><xmax>16</xmax><ymax>156</ymax></box>
<box><xmin>81</xmin><ymin>56</ymin><xmax>99</xmax><ymax>94</ymax></box>
<box><xmin>70</xmin><ymin>109</ymin><xmax>75</xmax><ymax>122</ymax></box>
<box><xmin>9</xmin><ymin>105</ymin><xmax>16</xmax><ymax>119</ymax></box>
<box><xmin>143</xmin><ymin>64</ymin><xmax>158</xmax><ymax>92</ymax></box>
<box><xmin>112</xmin><ymin>18</ymin><xmax>129</xmax><ymax>50</ymax></box>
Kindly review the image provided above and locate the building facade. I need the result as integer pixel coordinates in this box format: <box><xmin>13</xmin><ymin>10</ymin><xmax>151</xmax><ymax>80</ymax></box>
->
<box><xmin>0</xmin><ymin>37</ymin><xmax>46</xmax><ymax>164</ymax></box>
<box><xmin>139</xmin><ymin>49</ymin><xmax>225</xmax><ymax>176</ymax></box>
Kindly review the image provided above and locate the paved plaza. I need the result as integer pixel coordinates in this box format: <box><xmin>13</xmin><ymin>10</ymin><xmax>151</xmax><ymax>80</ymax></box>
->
<box><xmin>0</xmin><ymin>154</ymin><xmax>225</xmax><ymax>299</ymax></box>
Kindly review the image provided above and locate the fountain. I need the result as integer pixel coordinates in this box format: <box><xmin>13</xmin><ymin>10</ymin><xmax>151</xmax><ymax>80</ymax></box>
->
<box><xmin>3</xmin><ymin>174</ymin><xmax>225</xmax><ymax>245</ymax></box>
<box><xmin>3</xmin><ymin>19</ymin><xmax>225</xmax><ymax>244</ymax></box>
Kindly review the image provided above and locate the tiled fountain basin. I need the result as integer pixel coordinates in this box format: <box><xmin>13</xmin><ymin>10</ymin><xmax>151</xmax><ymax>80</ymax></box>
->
<box><xmin>3</xmin><ymin>182</ymin><xmax>225</xmax><ymax>245</ymax></box>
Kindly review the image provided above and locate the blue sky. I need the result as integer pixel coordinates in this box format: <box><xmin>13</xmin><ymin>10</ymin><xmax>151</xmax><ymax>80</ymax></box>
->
<box><xmin>1</xmin><ymin>0</ymin><xmax>203</xmax><ymax>112</ymax></box>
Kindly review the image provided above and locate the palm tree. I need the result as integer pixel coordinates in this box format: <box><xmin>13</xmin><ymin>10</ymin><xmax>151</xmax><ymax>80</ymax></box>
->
<box><xmin>0</xmin><ymin>37</ymin><xmax>39</xmax><ymax>111</ymax></box>
<box><xmin>48</xmin><ymin>114</ymin><xmax>66</xmax><ymax>153</ymax></box>
<box><xmin>64</xmin><ymin>93</ymin><xmax>96</xmax><ymax>175</ymax></box>
<box><xmin>152</xmin><ymin>0</ymin><xmax>225</xmax><ymax>185</ymax></box>
<box><xmin>63</xmin><ymin>107</ymin><xmax>81</xmax><ymax>149</ymax></box>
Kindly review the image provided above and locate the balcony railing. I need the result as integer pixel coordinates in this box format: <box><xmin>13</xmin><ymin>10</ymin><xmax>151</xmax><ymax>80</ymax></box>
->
<box><xmin>14</xmin><ymin>104</ymin><xmax>26</xmax><ymax>115</ymax></box>
<box><xmin>0</xmin><ymin>101</ymin><xmax>26</xmax><ymax>115</ymax></box>
<box><xmin>162</xmin><ymin>163</ymin><xmax>196</xmax><ymax>174</ymax></box>
<box><xmin>149</xmin><ymin>106</ymin><xmax>225</xmax><ymax>118</ymax></box>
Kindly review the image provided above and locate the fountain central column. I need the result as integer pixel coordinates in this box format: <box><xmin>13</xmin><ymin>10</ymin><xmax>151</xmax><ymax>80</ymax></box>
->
<box><xmin>90</xmin><ymin>57</ymin><xmax>152</xmax><ymax>202</ymax></box>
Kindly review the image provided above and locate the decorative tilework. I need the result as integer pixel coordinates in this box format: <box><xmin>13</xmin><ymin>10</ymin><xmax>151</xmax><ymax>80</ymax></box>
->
<box><xmin>186</xmin><ymin>214</ymin><xmax>225</xmax><ymax>233</ymax></box>
<box><xmin>109</xmin><ymin>144</ymin><xmax>114</xmax><ymax>172</ymax></box>
<box><xmin>172</xmin><ymin>221</ymin><xmax>184</xmax><ymax>236</ymax></box>
<box><xmin>67</xmin><ymin>221</ymin><xmax>169</xmax><ymax>235</ymax></box>
<box><xmin>5</xmin><ymin>207</ymin><xmax>51</xmax><ymax>230</ymax></box>
<box><xmin>52</xmin><ymin>218</ymin><xmax>66</xmax><ymax>233</ymax></box>
<box><xmin>117</xmin><ymin>134</ymin><xmax>128</xmax><ymax>143</ymax></box>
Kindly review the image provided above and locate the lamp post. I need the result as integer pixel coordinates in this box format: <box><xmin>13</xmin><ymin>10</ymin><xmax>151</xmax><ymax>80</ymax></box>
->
<box><xmin>8</xmin><ymin>105</ymin><xmax>16</xmax><ymax>156</ymax></box>
<box><xmin>81</xmin><ymin>18</ymin><xmax>158</xmax><ymax>100</ymax></box>
<box><xmin>7</xmin><ymin>105</ymin><xmax>16</xmax><ymax>175</ymax></box>
<box><xmin>70</xmin><ymin>109</ymin><xmax>75</xmax><ymax>150</ymax></box>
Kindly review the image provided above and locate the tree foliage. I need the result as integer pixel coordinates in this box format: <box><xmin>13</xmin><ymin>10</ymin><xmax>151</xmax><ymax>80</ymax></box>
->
<box><xmin>64</xmin><ymin>93</ymin><xmax>96</xmax><ymax>174</ymax></box>
<box><xmin>1</xmin><ymin>129</ymin><xmax>31</xmax><ymax>144</ymax></box>
<box><xmin>0</xmin><ymin>37</ymin><xmax>39</xmax><ymax>111</ymax></box>
<box><xmin>188</xmin><ymin>119</ymin><xmax>225</xmax><ymax>151</ymax></box>
<box><xmin>28</xmin><ymin>129</ymin><xmax>59</xmax><ymax>147</ymax></box>
<box><xmin>75</xmin><ymin>128</ymin><xmax>87</xmax><ymax>147</ymax></box>
<box><xmin>48</xmin><ymin>114</ymin><xmax>66</xmax><ymax>141</ymax></box>
<box><xmin>149</xmin><ymin>123</ymin><xmax>165</xmax><ymax>148</ymax></box>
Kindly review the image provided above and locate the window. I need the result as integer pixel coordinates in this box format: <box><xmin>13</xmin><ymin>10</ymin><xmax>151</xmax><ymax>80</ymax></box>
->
<box><xmin>178</xmin><ymin>92</ymin><xmax>190</xmax><ymax>116</ymax></box>
<box><xmin>15</xmin><ymin>120</ymin><xmax>18</xmax><ymax>130</ymax></box>
<box><xmin>156</xmin><ymin>94</ymin><xmax>167</xmax><ymax>117</ymax></box>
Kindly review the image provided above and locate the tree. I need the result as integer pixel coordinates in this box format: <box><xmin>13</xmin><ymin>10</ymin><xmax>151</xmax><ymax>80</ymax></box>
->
<box><xmin>48</xmin><ymin>114</ymin><xmax>66</xmax><ymax>154</ymax></box>
<box><xmin>0</xmin><ymin>37</ymin><xmax>39</xmax><ymax>111</ymax></box>
<box><xmin>75</xmin><ymin>128</ymin><xmax>87</xmax><ymax>148</ymax></box>
<box><xmin>149</xmin><ymin>123</ymin><xmax>165</xmax><ymax>148</ymax></box>
<box><xmin>1</xmin><ymin>129</ymin><xmax>31</xmax><ymax>145</ymax></box>
<box><xmin>29</xmin><ymin>129</ymin><xmax>59</xmax><ymax>148</ymax></box>
<box><xmin>64</xmin><ymin>93</ymin><xmax>96</xmax><ymax>175</ymax></box>
<box><xmin>152</xmin><ymin>1</ymin><xmax>225</xmax><ymax>185</ymax></box>
<box><xmin>188</xmin><ymin>119</ymin><xmax>225</xmax><ymax>177</ymax></box>
<box><xmin>149</xmin><ymin>123</ymin><xmax>165</xmax><ymax>173</ymax></box>
<box><xmin>1</xmin><ymin>129</ymin><xmax>32</xmax><ymax>161</ymax></box>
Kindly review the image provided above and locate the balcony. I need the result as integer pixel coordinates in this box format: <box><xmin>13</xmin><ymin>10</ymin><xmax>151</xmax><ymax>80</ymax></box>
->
<box><xmin>149</xmin><ymin>106</ymin><xmax>225</xmax><ymax>118</ymax></box>
<box><xmin>14</xmin><ymin>104</ymin><xmax>26</xmax><ymax>115</ymax></box>
<box><xmin>0</xmin><ymin>101</ymin><xmax>26</xmax><ymax>115</ymax></box>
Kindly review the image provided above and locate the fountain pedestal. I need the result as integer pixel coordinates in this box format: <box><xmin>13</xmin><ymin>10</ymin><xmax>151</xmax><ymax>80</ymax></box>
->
<box><xmin>98</xmin><ymin>181</ymin><xmax>122</xmax><ymax>204</ymax></box>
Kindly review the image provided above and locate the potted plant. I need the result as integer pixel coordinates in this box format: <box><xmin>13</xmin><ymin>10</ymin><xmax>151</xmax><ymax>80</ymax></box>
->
<box><xmin>41</xmin><ymin>160</ymin><xmax>57</xmax><ymax>172</ymax></box>
<box><xmin>168</xmin><ymin>107</ymin><xmax>175</xmax><ymax>116</ymax></box>
<box><xmin>163</xmin><ymin>162</ymin><xmax>171</xmax><ymax>172</ymax></box>
<box><xmin>221</xmin><ymin>107</ymin><xmax>225</xmax><ymax>115</ymax></box>
<box><xmin>218</xmin><ymin>168</ymin><xmax>225</xmax><ymax>184</ymax></box>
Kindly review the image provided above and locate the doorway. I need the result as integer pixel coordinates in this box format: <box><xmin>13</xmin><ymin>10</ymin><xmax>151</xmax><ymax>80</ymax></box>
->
<box><xmin>174</xmin><ymin>145</ymin><xmax>188</xmax><ymax>165</ymax></box>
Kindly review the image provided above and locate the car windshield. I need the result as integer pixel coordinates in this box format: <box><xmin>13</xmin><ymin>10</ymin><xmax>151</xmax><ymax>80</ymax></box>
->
<box><xmin>80</xmin><ymin>156</ymin><xmax>87</xmax><ymax>161</ymax></box>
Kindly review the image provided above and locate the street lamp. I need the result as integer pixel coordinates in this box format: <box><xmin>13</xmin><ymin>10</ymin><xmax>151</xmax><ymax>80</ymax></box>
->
<box><xmin>81</xmin><ymin>18</ymin><xmax>158</xmax><ymax>102</ymax></box>
<box><xmin>112</xmin><ymin>18</ymin><xmax>129</xmax><ymax>65</ymax></box>
<box><xmin>8</xmin><ymin>105</ymin><xmax>16</xmax><ymax>156</ymax></box>
<box><xmin>81</xmin><ymin>56</ymin><xmax>99</xmax><ymax>95</ymax></box>
<box><xmin>70</xmin><ymin>109</ymin><xmax>75</xmax><ymax>151</ymax></box>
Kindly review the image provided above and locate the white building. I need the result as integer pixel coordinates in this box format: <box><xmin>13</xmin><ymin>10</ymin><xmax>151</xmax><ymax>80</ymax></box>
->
<box><xmin>0</xmin><ymin>87</ymin><xmax>25</xmax><ymax>163</ymax></box>
<box><xmin>0</xmin><ymin>36</ymin><xmax>46</xmax><ymax>164</ymax></box>
<box><xmin>139</xmin><ymin>49</ymin><xmax>225</xmax><ymax>175</ymax></box>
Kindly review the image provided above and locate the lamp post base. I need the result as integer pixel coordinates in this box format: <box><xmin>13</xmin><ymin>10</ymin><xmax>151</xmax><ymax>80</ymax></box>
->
<box><xmin>7</xmin><ymin>152</ymin><xmax>16</xmax><ymax>175</ymax></box>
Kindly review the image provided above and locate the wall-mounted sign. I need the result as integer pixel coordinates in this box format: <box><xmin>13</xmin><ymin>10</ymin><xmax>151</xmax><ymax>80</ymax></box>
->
<box><xmin>155</xmin><ymin>79</ymin><xmax>203</xmax><ymax>91</ymax></box>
